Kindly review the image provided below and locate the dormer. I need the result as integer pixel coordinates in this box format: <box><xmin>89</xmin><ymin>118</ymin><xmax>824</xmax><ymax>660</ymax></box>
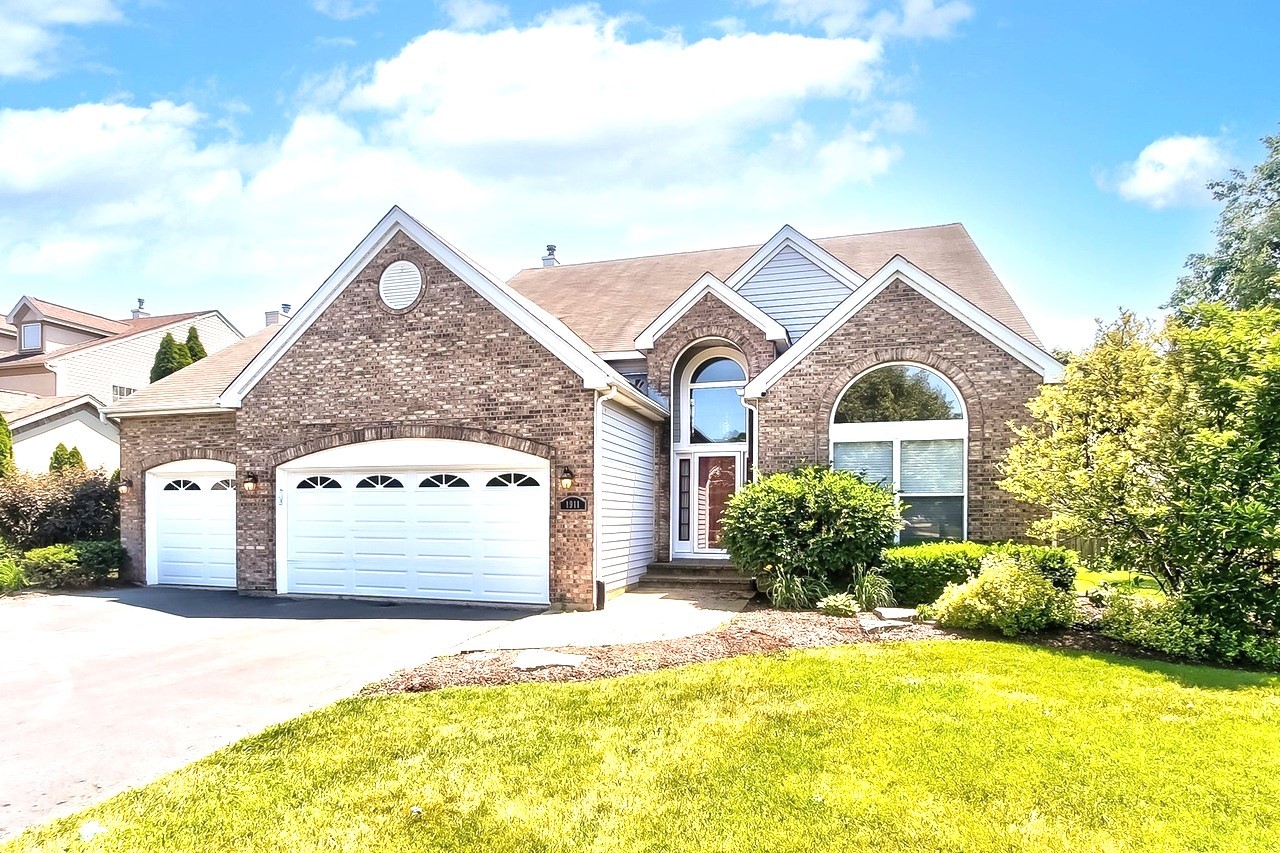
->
<box><xmin>5</xmin><ymin>296</ymin><xmax>125</xmax><ymax>355</ymax></box>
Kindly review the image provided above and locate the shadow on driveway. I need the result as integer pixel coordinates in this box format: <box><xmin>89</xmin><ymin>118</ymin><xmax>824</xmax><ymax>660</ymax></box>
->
<box><xmin>60</xmin><ymin>586</ymin><xmax>534</xmax><ymax>622</ymax></box>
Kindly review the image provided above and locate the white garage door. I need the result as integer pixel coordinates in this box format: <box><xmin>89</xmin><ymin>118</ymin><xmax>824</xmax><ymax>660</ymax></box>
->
<box><xmin>146</xmin><ymin>468</ymin><xmax>237</xmax><ymax>587</ymax></box>
<box><xmin>283</xmin><ymin>463</ymin><xmax>550</xmax><ymax>605</ymax></box>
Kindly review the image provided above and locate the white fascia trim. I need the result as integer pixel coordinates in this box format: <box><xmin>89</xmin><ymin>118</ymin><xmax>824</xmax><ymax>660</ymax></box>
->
<box><xmin>744</xmin><ymin>256</ymin><xmax>1065</xmax><ymax>398</ymax></box>
<box><xmin>217</xmin><ymin>206</ymin><xmax>663</xmax><ymax>418</ymax></box>
<box><xmin>105</xmin><ymin>405</ymin><xmax>225</xmax><ymax>419</ymax></box>
<box><xmin>723</xmin><ymin>225</ymin><xmax>865</xmax><ymax>293</ymax></box>
<box><xmin>634</xmin><ymin>272</ymin><xmax>788</xmax><ymax>351</ymax></box>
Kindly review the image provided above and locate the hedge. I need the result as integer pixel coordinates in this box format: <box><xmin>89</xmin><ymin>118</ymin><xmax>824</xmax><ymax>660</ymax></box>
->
<box><xmin>880</xmin><ymin>541</ymin><xmax>1078</xmax><ymax>606</ymax></box>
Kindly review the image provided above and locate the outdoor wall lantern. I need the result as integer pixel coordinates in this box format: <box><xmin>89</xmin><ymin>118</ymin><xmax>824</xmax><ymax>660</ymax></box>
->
<box><xmin>243</xmin><ymin>473</ymin><xmax>259</xmax><ymax>492</ymax></box>
<box><xmin>117</xmin><ymin>478</ymin><xmax>133</xmax><ymax>495</ymax></box>
<box><xmin>559</xmin><ymin>467</ymin><xmax>575</xmax><ymax>490</ymax></box>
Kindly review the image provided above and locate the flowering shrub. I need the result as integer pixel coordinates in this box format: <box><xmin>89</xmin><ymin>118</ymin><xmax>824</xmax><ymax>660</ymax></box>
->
<box><xmin>927</xmin><ymin>553</ymin><xmax>1078</xmax><ymax>637</ymax></box>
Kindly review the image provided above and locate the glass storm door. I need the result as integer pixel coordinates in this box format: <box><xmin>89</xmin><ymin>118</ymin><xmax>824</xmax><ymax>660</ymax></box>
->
<box><xmin>695</xmin><ymin>454</ymin><xmax>738</xmax><ymax>552</ymax></box>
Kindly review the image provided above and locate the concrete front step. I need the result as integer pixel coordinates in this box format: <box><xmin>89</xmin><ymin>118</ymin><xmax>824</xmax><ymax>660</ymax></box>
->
<box><xmin>638</xmin><ymin>573</ymin><xmax>754</xmax><ymax>589</ymax></box>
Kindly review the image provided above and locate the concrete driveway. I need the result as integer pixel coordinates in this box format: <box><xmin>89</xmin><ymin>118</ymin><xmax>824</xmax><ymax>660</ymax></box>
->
<box><xmin>0</xmin><ymin>587</ymin><xmax>525</xmax><ymax>839</ymax></box>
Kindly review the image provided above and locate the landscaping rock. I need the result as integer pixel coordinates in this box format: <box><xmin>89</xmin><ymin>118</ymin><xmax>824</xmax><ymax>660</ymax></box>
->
<box><xmin>512</xmin><ymin>650</ymin><xmax>586</xmax><ymax>671</ymax></box>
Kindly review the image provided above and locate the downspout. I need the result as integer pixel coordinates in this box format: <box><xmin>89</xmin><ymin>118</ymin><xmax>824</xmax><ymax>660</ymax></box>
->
<box><xmin>592</xmin><ymin>384</ymin><xmax>621</xmax><ymax>610</ymax></box>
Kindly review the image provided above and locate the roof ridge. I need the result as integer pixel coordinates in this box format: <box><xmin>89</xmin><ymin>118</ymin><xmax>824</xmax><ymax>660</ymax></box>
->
<box><xmin>26</xmin><ymin>297</ymin><xmax>126</xmax><ymax>327</ymax></box>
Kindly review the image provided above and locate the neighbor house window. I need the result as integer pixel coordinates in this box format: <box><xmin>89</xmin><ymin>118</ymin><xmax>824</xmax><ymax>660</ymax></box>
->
<box><xmin>19</xmin><ymin>323</ymin><xmax>40</xmax><ymax>351</ymax></box>
<box><xmin>112</xmin><ymin>385</ymin><xmax>137</xmax><ymax>401</ymax></box>
<box><xmin>830</xmin><ymin>363</ymin><xmax>967</xmax><ymax>544</ymax></box>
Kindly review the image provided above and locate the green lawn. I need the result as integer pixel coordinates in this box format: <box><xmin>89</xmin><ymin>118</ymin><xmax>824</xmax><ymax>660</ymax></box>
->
<box><xmin>1075</xmin><ymin>567</ymin><xmax>1166</xmax><ymax>598</ymax></box>
<box><xmin>8</xmin><ymin>641</ymin><xmax>1280</xmax><ymax>852</ymax></box>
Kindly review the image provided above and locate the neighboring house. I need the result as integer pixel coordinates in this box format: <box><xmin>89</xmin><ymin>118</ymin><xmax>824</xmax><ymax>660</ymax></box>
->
<box><xmin>0</xmin><ymin>391</ymin><xmax>119</xmax><ymax>472</ymax></box>
<box><xmin>0</xmin><ymin>297</ymin><xmax>242</xmax><ymax>472</ymax></box>
<box><xmin>106</xmin><ymin>207</ymin><xmax>1061</xmax><ymax>609</ymax></box>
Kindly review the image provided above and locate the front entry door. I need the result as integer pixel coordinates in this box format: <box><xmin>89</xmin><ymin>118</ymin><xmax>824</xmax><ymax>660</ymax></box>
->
<box><xmin>694</xmin><ymin>453</ymin><xmax>739</xmax><ymax>553</ymax></box>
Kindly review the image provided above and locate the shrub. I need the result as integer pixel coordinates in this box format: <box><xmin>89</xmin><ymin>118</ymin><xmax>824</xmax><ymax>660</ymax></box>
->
<box><xmin>0</xmin><ymin>557</ymin><xmax>24</xmax><ymax>592</ymax></box>
<box><xmin>852</xmin><ymin>571</ymin><xmax>895</xmax><ymax>611</ymax></box>
<box><xmin>817</xmin><ymin>592</ymin><xmax>859</xmax><ymax>618</ymax></box>
<box><xmin>930</xmin><ymin>553</ymin><xmax>1078</xmax><ymax>637</ymax></box>
<box><xmin>0</xmin><ymin>469</ymin><xmax>119</xmax><ymax>549</ymax></box>
<box><xmin>762</xmin><ymin>574</ymin><xmax>832</xmax><ymax>610</ymax></box>
<box><xmin>17</xmin><ymin>540</ymin><xmax>120</xmax><ymax>588</ymax></box>
<box><xmin>880</xmin><ymin>542</ymin><xmax>1078</xmax><ymax>606</ymax></box>
<box><xmin>721</xmin><ymin>467</ymin><xmax>901</xmax><ymax>607</ymax></box>
<box><xmin>0</xmin><ymin>411</ymin><xmax>13</xmax><ymax>477</ymax></box>
<box><xmin>70</xmin><ymin>539</ymin><xmax>125</xmax><ymax>577</ymax></box>
<box><xmin>1099</xmin><ymin>595</ymin><xmax>1280</xmax><ymax>670</ymax></box>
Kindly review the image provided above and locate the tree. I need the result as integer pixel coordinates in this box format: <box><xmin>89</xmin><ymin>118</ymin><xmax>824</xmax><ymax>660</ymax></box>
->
<box><xmin>65</xmin><ymin>446</ymin><xmax>85</xmax><ymax>470</ymax></box>
<box><xmin>150</xmin><ymin>332</ymin><xmax>193</xmax><ymax>383</ymax></box>
<box><xmin>835</xmin><ymin>364</ymin><xmax>959</xmax><ymax>423</ymax></box>
<box><xmin>1000</xmin><ymin>305</ymin><xmax>1280</xmax><ymax>644</ymax></box>
<box><xmin>1168</xmin><ymin>131</ymin><xmax>1280</xmax><ymax>309</ymax></box>
<box><xmin>184</xmin><ymin>326</ymin><xmax>207</xmax><ymax>362</ymax></box>
<box><xmin>49</xmin><ymin>443</ymin><xmax>85</xmax><ymax>473</ymax></box>
<box><xmin>0</xmin><ymin>412</ymin><xmax>13</xmax><ymax>477</ymax></box>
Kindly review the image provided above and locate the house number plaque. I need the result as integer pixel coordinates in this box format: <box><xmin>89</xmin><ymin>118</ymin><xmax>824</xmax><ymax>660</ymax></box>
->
<box><xmin>559</xmin><ymin>496</ymin><xmax>588</xmax><ymax>512</ymax></box>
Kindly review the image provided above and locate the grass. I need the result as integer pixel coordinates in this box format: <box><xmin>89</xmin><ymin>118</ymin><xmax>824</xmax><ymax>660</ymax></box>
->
<box><xmin>7</xmin><ymin>641</ymin><xmax>1280</xmax><ymax>852</ymax></box>
<box><xmin>1075</xmin><ymin>567</ymin><xmax>1165</xmax><ymax>598</ymax></box>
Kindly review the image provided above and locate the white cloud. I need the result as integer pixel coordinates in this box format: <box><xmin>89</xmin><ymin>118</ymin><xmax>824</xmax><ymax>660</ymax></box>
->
<box><xmin>753</xmin><ymin>0</ymin><xmax>972</xmax><ymax>39</ymax></box>
<box><xmin>0</xmin><ymin>0</ymin><xmax>122</xmax><ymax>78</ymax></box>
<box><xmin>440</xmin><ymin>0</ymin><xmax>508</xmax><ymax>30</ymax></box>
<box><xmin>1110</xmin><ymin>135</ymin><xmax>1228</xmax><ymax>209</ymax></box>
<box><xmin>0</xmin><ymin>9</ymin><xmax>925</xmax><ymax>331</ymax></box>
<box><xmin>310</xmin><ymin>0</ymin><xmax>376</xmax><ymax>21</ymax></box>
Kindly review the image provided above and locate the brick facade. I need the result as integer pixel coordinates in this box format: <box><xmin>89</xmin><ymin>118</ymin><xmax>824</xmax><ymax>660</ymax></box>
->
<box><xmin>643</xmin><ymin>293</ymin><xmax>779</xmax><ymax>560</ymax></box>
<box><xmin>755</xmin><ymin>279</ymin><xmax>1042</xmax><ymax>541</ymax></box>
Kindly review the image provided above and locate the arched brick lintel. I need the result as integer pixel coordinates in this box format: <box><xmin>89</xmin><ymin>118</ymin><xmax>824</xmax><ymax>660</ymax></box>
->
<box><xmin>262</xmin><ymin>423</ymin><xmax>554</xmax><ymax>471</ymax></box>
<box><xmin>138</xmin><ymin>447</ymin><xmax>237</xmax><ymax>474</ymax></box>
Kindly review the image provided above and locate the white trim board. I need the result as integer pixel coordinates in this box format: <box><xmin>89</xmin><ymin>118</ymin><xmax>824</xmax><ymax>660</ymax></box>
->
<box><xmin>633</xmin><ymin>272</ymin><xmax>788</xmax><ymax>351</ymax></box>
<box><xmin>724</xmin><ymin>225</ymin><xmax>865</xmax><ymax>293</ymax></box>
<box><xmin>743</xmin><ymin>255</ymin><xmax>1064</xmax><ymax>398</ymax></box>
<box><xmin>218</xmin><ymin>206</ymin><xmax>666</xmax><ymax>422</ymax></box>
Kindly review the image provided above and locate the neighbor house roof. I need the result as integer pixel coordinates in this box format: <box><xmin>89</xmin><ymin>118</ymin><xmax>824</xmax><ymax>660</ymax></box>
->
<box><xmin>507</xmin><ymin>223</ymin><xmax>1042</xmax><ymax>353</ymax></box>
<box><xmin>0</xmin><ymin>312</ymin><xmax>212</xmax><ymax>370</ymax></box>
<box><xmin>0</xmin><ymin>389</ymin><xmax>42</xmax><ymax>414</ymax></box>
<box><xmin>15</xmin><ymin>298</ymin><xmax>132</xmax><ymax>335</ymax></box>
<box><xmin>104</xmin><ymin>325</ymin><xmax>286</xmax><ymax>416</ymax></box>
<box><xmin>1</xmin><ymin>394</ymin><xmax>105</xmax><ymax>429</ymax></box>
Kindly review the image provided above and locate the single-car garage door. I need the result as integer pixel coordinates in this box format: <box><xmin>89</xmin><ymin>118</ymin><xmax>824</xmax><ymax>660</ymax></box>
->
<box><xmin>279</xmin><ymin>440</ymin><xmax>551</xmax><ymax>605</ymax></box>
<box><xmin>145</xmin><ymin>462</ymin><xmax>237</xmax><ymax>587</ymax></box>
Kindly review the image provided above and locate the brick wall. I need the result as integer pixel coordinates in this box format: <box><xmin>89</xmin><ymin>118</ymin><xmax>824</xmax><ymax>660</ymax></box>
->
<box><xmin>116</xmin><ymin>413</ymin><xmax>238</xmax><ymax>581</ymax></box>
<box><xmin>234</xmin><ymin>229</ymin><xmax>599</xmax><ymax>606</ymax></box>
<box><xmin>643</xmin><ymin>293</ymin><xmax>778</xmax><ymax>560</ymax></box>
<box><xmin>755</xmin><ymin>279</ymin><xmax>1043</xmax><ymax>541</ymax></box>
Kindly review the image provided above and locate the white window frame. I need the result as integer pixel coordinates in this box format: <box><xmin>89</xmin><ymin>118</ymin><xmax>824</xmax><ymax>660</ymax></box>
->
<box><xmin>678</xmin><ymin>346</ymin><xmax>749</xmax><ymax>451</ymax></box>
<box><xmin>19</xmin><ymin>323</ymin><xmax>41</xmax><ymax>352</ymax></box>
<box><xmin>829</xmin><ymin>362</ymin><xmax>968</xmax><ymax>543</ymax></box>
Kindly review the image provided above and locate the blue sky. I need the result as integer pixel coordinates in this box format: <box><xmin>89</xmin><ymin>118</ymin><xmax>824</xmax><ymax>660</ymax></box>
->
<box><xmin>1</xmin><ymin>0</ymin><xmax>1276</xmax><ymax>348</ymax></box>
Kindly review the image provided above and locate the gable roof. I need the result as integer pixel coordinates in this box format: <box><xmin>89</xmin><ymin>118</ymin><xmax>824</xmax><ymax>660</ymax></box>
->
<box><xmin>0</xmin><ymin>312</ymin><xmax>223</xmax><ymax>370</ymax></box>
<box><xmin>507</xmin><ymin>223</ymin><xmax>1042</xmax><ymax>353</ymax></box>
<box><xmin>217</xmin><ymin>206</ymin><xmax>667</xmax><ymax>421</ymax></box>
<box><xmin>1</xmin><ymin>394</ymin><xmax>105</xmax><ymax>429</ymax></box>
<box><xmin>743</xmin><ymin>255</ymin><xmax>1063</xmax><ymax>398</ymax></box>
<box><xmin>104</xmin><ymin>326</ymin><xmax>286</xmax><ymax>416</ymax></box>
<box><xmin>634</xmin><ymin>272</ymin><xmax>789</xmax><ymax>350</ymax></box>
<box><xmin>8</xmin><ymin>297</ymin><xmax>131</xmax><ymax>335</ymax></box>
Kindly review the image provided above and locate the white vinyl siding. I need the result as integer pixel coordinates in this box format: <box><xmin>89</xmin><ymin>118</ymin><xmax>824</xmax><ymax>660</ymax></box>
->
<box><xmin>737</xmin><ymin>246</ymin><xmax>853</xmax><ymax>339</ymax></box>
<box><xmin>598</xmin><ymin>400</ymin><xmax>657</xmax><ymax>591</ymax></box>
<box><xmin>55</xmin><ymin>314</ymin><xmax>240</xmax><ymax>403</ymax></box>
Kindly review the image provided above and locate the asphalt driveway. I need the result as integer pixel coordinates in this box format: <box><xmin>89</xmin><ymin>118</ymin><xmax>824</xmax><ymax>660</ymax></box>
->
<box><xmin>0</xmin><ymin>587</ymin><xmax>525</xmax><ymax>838</ymax></box>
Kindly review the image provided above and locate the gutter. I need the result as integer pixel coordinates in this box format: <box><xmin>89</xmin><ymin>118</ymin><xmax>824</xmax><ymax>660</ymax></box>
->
<box><xmin>103</xmin><ymin>405</ymin><xmax>227</xmax><ymax>419</ymax></box>
<box><xmin>592</xmin><ymin>384</ymin><xmax>621</xmax><ymax>610</ymax></box>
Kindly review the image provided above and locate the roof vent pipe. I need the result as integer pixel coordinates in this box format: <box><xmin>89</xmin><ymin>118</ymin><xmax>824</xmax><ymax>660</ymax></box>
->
<box><xmin>265</xmin><ymin>303</ymin><xmax>293</xmax><ymax>326</ymax></box>
<box><xmin>131</xmin><ymin>298</ymin><xmax>150</xmax><ymax>320</ymax></box>
<box><xmin>541</xmin><ymin>244</ymin><xmax>559</xmax><ymax>268</ymax></box>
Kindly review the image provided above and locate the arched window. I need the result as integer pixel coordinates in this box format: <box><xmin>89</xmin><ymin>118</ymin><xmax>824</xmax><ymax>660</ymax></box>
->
<box><xmin>355</xmin><ymin>475</ymin><xmax>403</xmax><ymax>489</ymax></box>
<box><xmin>830</xmin><ymin>363</ymin><xmax>967</xmax><ymax>544</ymax></box>
<box><xmin>684</xmin><ymin>349</ymin><xmax>747</xmax><ymax>445</ymax></box>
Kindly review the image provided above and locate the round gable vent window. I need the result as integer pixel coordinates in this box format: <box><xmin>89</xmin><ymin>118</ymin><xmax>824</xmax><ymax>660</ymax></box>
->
<box><xmin>378</xmin><ymin>261</ymin><xmax>423</xmax><ymax>310</ymax></box>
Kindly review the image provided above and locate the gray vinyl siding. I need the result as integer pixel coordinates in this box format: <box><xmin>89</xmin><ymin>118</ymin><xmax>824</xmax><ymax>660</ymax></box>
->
<box><xmin>737</xmin><ymin>246</ymin><xmax>853</xmax><ymax>339</ymax></box>
<box><xmin>598</xmin><ymin>401</ymin><xmax>657</xmax><ymax>591</ymax></box>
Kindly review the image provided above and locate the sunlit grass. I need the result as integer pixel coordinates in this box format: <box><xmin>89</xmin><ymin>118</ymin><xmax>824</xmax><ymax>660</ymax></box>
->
<box><xmin>8</xmin><ymin>641</ymin><xmax>1280</xmax><ymax>852</ymax></box>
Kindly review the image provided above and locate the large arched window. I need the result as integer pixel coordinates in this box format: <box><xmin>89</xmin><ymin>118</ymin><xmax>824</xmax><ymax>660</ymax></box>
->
<box><xmin>830</xmin><ymin>363</ymin><xmax>966</xmax><ymax>544</ymax></box>
<box><xmin>684</xmin><ymin>348</ymin><xmax>747</xmax><ymax>444</ymax></box>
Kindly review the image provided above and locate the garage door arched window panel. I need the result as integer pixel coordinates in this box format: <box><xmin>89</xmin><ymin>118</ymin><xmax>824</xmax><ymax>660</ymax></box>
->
<box><xmin>297</xmin><ymin>476</ymin><xmax>341</xmax><ymax>489</ymax></box>
<box><xmin>486</xmin><ymin>473</ymin><xmax>539</xmax><ymax>487</ymax></box>
<box><xmin>163</xmin><ymin>479</ymin><xmax>201</xmax><ymax>491</ymax></box>
<box><xmin>210</xmin><ymin>479</ymin><xmax>235</xmax><ymax>491</ymax></box>
<box><xmin>355</xmin><ymin>475</ymin><xmax>404</xmax><ymax>489</ymax></box>
<box><xmin>830</xmin><ymin>363</ymin><xmax>967</xmax><ymax>545</ymax></box>
<box><xmin>420</xmin><ymin>474</ymin><xmax>469</xmax><ymax>488</ymax></box>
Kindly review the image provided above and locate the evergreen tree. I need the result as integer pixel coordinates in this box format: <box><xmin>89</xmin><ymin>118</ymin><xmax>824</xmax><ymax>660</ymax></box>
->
<box><xmin>184</xmin><ymin>326</ymin><xmax>207</xmax><ymax>361</ymax></box>
<box><xmin>0</xmin><ymin>412</ymin><xmax>13</xmax><ymax>477</ymax></box>
<box><xmin>65</xmin><ymin>446</ymin><xmax>86</xmax><ymax>470</ymax></box>
<box><xmin>150</xmin><ymin>332</ymin><xmax>193</xmax><ymax>383</ymax></box>
<box><xmin>49</xmin><ymin>442</ymin><xmax>71</xmax><ymax>472</ymax></box>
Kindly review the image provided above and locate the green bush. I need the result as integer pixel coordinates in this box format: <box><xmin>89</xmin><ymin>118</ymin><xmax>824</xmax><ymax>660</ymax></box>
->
<box><xmin>0</xmin><ymin>557</ymin><xmax>24</xmax><ymax>592</ymax></box>
<box><xmin>721</xmin><ymin>467</ymin><xmax>901</xmax><ymax>607</ymax></box>
<box><xmin>880</xmin><ymin>542</ymin><xmax>1077</xmax><ymax>606</ymax></box>
<box><xmin>929</xmin><ymin>553</ymin><xmax>1079</xmax><ymax>637</ymax></box>
<box><xmin>17</xmin><ymin>540</ymin><xmax>120</xmax><ymax>588</ymax></box>
<box><xmin>70</xmin><ymin>539</ymin><xmax>125</xmax><ymax>577</ymax></box>
<box><xmin>1099</xmin><ymin>595</ymin><xmax>1280</xmax><ymax>670</ymax></box>
<box><xmin>817</xmin><ymin>592</ymin><xmax>859</xmax><ymax>618</ymax></box>
<box><xmin>0</xmin><ymin>469</ymin><xmax>119</xmax><ymax>549</ymax></box>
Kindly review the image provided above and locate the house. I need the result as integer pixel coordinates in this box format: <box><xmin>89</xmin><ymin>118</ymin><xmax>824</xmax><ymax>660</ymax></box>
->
<box><xmin>0</xmin><ymin>297</ymin><xmax>242</xmax><ymax>472</ymax></box>
<box><xmin>106</xmin><ymin>207</ymin><xmax>1061</xmax><ymax>608</ymax></box>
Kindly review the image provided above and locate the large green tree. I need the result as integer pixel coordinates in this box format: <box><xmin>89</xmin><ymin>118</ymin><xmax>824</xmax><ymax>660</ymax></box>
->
<box><xmin>0</xmin><ymin>412</ymin><xmax>13</xmax><ymax>477</ymax></box>
<box><xmin>150</xmin><ymin>331</ymin><xmax>193</xmax><ymax>383</ymax></box>
<box><xmin>835</xmin><ymin>365</ymin><xmax>960</xmax><ymax>423</ymax></box>
<box><xmin>1001</xmin><ymin>305</ymin><xmax>1280</xmax><ymax>640</ymax></box>
<box><xmin>1168</xmin><ymin>131</ymin><xmax>1280</xmax><ymax>309</ymax></box>
<box><xmin>184</xmin><ymin>326</ymin><xmax>207</xmax><ymax>361</ymax></box>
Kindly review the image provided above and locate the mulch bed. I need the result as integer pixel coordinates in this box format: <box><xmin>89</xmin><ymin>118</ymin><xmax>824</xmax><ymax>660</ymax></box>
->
<box><xmin>364</xmin><ymin>608</ymin><xmax>952</xmax><ymax>695</ymax></box>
